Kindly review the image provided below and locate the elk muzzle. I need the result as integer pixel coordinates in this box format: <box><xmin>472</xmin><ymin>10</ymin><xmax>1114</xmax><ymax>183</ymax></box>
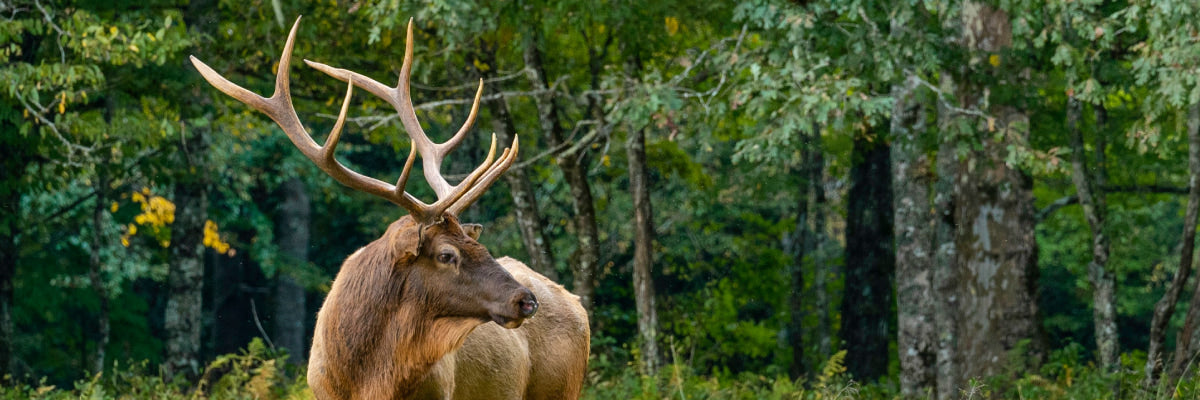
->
<box><xmin>491</xmin><ymin>287</ymin><xmax>538</xmax><ymax>329</ymax></box>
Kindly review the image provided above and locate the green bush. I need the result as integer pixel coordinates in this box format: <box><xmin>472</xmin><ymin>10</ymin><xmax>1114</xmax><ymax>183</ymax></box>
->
<box><xmin>1</xmin><ymin>338</ymin><xmax>309</xmax><ymax>400</ymax></box>
<box><xmin>10</xmin><ymin>342</ymin><xmax>1200</xmax><ymax>399</ymax></box>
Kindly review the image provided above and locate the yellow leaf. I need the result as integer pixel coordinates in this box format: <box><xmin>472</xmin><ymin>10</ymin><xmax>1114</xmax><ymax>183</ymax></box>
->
<box><xmin>160</xmin><ymin>240</ymin><xmax>170</xmax><ymax>248</ymax></box>
<box><xmin>120</xmin><ymin>237</ymin><xmax>130</xmax><ymax>247</ymax></box>
<box><xmin>147</xmin><ymin>32</ymin><xmax>157</xmax><ymax>42</ymax></box>
<box><xmin>110</xmin><ymin>202</ymin><xmax>119</xmax><ymax>212</ymax></box>
<box><xmin>129</xmin><ymin>44</ymin><xmax>139</xmax><ymax>52</ymax></box>
<box><xmin>109</xmin><ymin>26</ymin><xmax>118</xmax><ymax>36</ymax></box>
<box><xmin>602</xmin><ymin>155</ymin><xmax>610</xmax><ymax>167</ymax></box>
<box><xmin>665</xmin><ymin>17</ymin><xmax>679</xmax><ymax>36</ymax></box>
<box><xmin>988</xmin><ymin>54</ymin><xmax>1000</xmax><ymax>67</ymax></box>
<box><xmin>473</xmin><ymin>58</ymin><xmax>489</xmax><ymax>72</ymax></box>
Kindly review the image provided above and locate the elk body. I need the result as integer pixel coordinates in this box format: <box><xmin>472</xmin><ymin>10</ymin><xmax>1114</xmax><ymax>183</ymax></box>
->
<box><xmin>190</xmin><ymin>17</ymin><xmax>589</xmax><ymax>400</ymax></box>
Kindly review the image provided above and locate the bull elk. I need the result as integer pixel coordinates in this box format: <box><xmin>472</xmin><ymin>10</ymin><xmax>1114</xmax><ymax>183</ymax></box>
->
<box><xmin>190</xmin><ymin>17</ymin><xmax>590</xmax><ymax>399</ymax></box>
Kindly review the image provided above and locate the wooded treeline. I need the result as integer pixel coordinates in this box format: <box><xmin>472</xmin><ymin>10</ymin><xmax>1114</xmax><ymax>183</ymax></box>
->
<box><xmin>6</xmin><ymin>0</ymin><xmax>1200</xmax><ymax>397</ymax></box>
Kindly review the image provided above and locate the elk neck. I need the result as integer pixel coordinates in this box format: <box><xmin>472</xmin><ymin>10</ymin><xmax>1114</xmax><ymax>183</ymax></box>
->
<box><xmin>319</xmin><ymin>216</ymin><xmax>485</xmax><ymax>398</ymax></box>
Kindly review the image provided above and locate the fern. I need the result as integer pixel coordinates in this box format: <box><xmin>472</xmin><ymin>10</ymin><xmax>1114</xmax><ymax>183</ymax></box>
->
<box><xmin>818</xmin><ymin>350</ymin><xmax>848</xmax><ymax>387</ymax></box>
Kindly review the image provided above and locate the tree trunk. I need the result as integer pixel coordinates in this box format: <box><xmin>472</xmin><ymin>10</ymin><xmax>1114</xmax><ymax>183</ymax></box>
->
<box><xmin>476</xmin><ymin>42</ymin><xmax>558</xmax><ymax>280</ymax></box>
<box><xmin>0</xmin><ymin>119</ymin><xmax>32</xmax><ymax>379</ymax></box>
<box><xmin>627</xmin><ymin>126</ymin><xmax>660</xmax><ymax>373</ymax></box>
<box><xmin>946</xmin><ymin>2</ymin><xmax>1045</xmax><ymax>384</ymax></box>
<box><xmin>841</xmin><ymin>133</ymin><xmax>895</xmax><ymax>382</ymax></box>
<box><xmin>1147</xmin><ymin>105</ymin><xmax>1198</xmax><ymax>386</ymax></box>
<box><xmin>892</xmin><ymin>76</ymin><xmax>936</xmax><ymax>396</ymax></box>
<box><xmin>1170</xmin><ymin>104</ymin><xmax>1200</xmax><ymax>382</ymax></box>
<box><xmin>164</xmin><ymin>128</ymin><xmax>209</xmax><ymax>378</ymax></box>
<box><xmin>0</xmin><ymin>194</ymin><xmax>12</xmax><ymax>380</ymax></box>
<box><xmin>933</xmin><ymin>123</ymin><xmax>960</xmax><ymax>400</ymax></box>
<box><xmin>789</xmin><ymin>126</ymin><xmax>814</xmax><ymax>379</ymax></box>
<box><xmin>1066</xmin><ymin>97</ymin><xmax>1117</xmax><ymax>370</ymax></box>
<box><xmin>524</xmin><ymin>31</ymin><xmax>600</xmax><ymax>313</ymax></box>
<box><xmin>274</xmin><ymin>177</ymin><xmax>309</xmax><ymax>364</ymax></box>
<box><xmin>810</xmin><ymin>123</ymin><xmax>832</xmax><ymax>362</ymax></box>
<box><xmin>952</xmin><ymin>106</ymin><xmax>1044</xmax><ymax>381</ymax></box>
<box><xmin>89</xmin><ymin>169</ymin><xmax>111</xmax><ymax>374</ymax></box>
<box><xmin>162</xmin><ymin>0</ymin><xmax>217</xmax><ymax>379</ymax></box>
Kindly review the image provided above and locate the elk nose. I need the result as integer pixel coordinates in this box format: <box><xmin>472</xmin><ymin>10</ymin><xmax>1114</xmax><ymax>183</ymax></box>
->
<box><xmin>517</xmin><ymin>291</ymin><xmax>539</xmax><ymax>318</ymax></box>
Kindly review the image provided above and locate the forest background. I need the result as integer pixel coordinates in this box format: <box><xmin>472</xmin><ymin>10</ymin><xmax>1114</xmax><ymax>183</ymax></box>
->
<box><xmin>6</xmin><ymin>0</ymin><xmax>1200</xmax><ymax>398</ymax></box>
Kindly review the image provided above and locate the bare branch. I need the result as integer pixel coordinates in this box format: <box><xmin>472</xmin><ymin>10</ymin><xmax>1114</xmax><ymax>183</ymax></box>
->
<box><xmin>14</xmin><ymin>90</ymin><xmax>95</xmax><ymax>167</ymax></box>
<box><xmin>907</xmin><ymin>70</ymin><xmax>993</xmax><ymax>120</ymax></box>
<box><xmin>412</xmin><ymin>68</ymin><xmax>530</xmax><ymax>92</ymax></box>
<box><xmin>32</xmin><ymin>0</ymin><xmax>65</xmax><ymax>63</ymax></box>
<box><xmin>318</xmin><ymin>78</ymin><xmax>569</xmax><ymax>133</ymax></box>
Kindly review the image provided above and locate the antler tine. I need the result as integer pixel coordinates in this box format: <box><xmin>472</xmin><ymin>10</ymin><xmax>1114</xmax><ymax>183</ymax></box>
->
<box><xmin>191</xmin><ymin>17</ymin><xmax>432</xmax><ymax>220</ymax></box>
<box><xmin>427</xmin><ymin>133</ymin><xmax>500</xmax><ymax>213</ymax></box>
<box><xmin>448</xmin><ymin>135</ymin><xmax>519</xmax><ymax>215</ymax></box>
<box><xmin>304</xmin><ymin>18</ymin><xmax>505</xmax><ymax>219</ymax></box>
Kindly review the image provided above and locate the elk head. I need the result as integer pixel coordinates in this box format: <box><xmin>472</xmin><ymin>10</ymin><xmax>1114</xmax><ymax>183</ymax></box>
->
<box><xmin>189</xmin><ymin>17</ymin><xmax>537</xmax><ymax>330</ymax></box>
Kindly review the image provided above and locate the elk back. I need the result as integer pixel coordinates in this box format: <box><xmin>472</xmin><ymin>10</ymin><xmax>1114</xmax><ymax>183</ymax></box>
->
<box><xmin>414</xmin><ymin>257</ymin><xmax>590</xmax><ymax>400</ymax></box>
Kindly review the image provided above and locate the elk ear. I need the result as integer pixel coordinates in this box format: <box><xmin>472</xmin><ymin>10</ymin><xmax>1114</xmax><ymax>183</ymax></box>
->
<box><xmin>388</xmin><ymin>218</ymin><xmax>424</xmax><ymax>264</ymax></box>
<box><xmin>461</xmin><ymin>223</ymin><xmax>483</xmax><ymax>240</ymax></box>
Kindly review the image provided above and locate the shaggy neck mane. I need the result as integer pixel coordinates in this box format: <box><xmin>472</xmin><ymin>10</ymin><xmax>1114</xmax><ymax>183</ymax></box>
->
<box><xmin>322</xmin><ymin>220</ymin><xmax>482</xmax><ymax>398</ymax></box>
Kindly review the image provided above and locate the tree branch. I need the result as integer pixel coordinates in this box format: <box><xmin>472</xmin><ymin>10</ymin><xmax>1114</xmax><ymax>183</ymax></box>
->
<box><xmin>1038</xmin><ymin>184</ymin><xmax>1191</xmax><ymax>221</ymax></box>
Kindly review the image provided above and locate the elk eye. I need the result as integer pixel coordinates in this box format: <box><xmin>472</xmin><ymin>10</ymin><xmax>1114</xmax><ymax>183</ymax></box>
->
<box><xmin>437</xmin><ymin>251</ymin><xmax>458</xmax><ymax>265</ymax></box>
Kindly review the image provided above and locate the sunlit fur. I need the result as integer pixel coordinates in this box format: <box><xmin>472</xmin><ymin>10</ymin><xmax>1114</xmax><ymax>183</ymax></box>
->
<box><xmin>413</xmin><ymin>257</ymin><xmax>591</xmax><ymax>399</ymax></box>
<box><xmin>307</xmin><ymin>215</ymin><xmax>589</xmax><ymax>399</ymax></box>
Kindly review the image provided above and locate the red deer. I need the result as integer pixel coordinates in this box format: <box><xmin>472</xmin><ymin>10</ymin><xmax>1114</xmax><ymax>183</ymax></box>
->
<box><xmin>190</xmin><ymin>17</ymin><xmax>590</xmax><ymax>400</ymax></box>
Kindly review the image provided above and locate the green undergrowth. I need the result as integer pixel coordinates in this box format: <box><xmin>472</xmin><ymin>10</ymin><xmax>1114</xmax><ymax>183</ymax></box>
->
<box><xmin>6</xmin><ymin>341</ymin><xmax>1200</xmax><ymax>399</ymax></box>
<box><xmin>0</xmin><ymin>339</ymin><xmax>312</xmax><ymax>400</ymax></box>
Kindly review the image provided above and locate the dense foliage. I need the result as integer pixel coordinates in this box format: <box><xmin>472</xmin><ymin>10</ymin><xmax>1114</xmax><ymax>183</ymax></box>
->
<box><xmin>6</xmin><ymin>0</ymin><xmax>1200</xmax><ymax>398</ymax></box>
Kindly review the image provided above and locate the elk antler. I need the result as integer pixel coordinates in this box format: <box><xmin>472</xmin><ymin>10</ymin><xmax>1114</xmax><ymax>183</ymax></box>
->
<box><xmin>189</xmin><ymin>17</ymin><xmax>518</xmax><ymax>224</ymax></box>
<box><xmin>304</xmin><ymin>18</ymin><xmax>518</xmax><ymax>216</ymax></box>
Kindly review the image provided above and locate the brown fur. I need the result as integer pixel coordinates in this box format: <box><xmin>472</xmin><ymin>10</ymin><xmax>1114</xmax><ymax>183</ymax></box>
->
<box><xmin>307</xmin><ymin>216</ymin><xmax>590</xmax><ymax>399</ymax></box>
<box><xmin>414</xmin><ymin>257</ymin><xmax>591</xmax><ymax>399</ymax></box>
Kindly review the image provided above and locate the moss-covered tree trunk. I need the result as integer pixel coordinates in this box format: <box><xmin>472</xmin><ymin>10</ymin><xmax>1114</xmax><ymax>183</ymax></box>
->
<box><xmin>841</xmin><ymin>133</ymin><xmax>895</xmax><ymax>381</ymax></box>
<box><xmin>88</xmin><ymin>169</ymin><xmax>111</xmax><ymax>374</ymax></box>
<box><xmin>274</xmin><ymin>177</ymin><xmax>309</xmax><ymax>364</ymax></box>
<box><xmin>892</xmin><ymin>77</ymin><xmax>935</xmax><ymax>396</ymax></box>
<box><xmin>627</xmin><ymin>125</ymin><xmax>660</xmax><ymax>373</ymax></box>
<box><xmin>1066</xmin><ymin>97</ymin><xmax>1116</xmax><ymax>370</ymax></box>
<box><xmin>164</xmin><ymin>126</ymin><xmax>209</xmax><ymax>378</ymax></box>
<box><xmin>946</xmin><ymin>2</ymin><xmax>1045</xmax><ymax>383</ymax></box>
<box><xmin>809</xmin><ymin>124</ymin><xmax>831</xmax><ymax>363</ymax></box>
<box><xmin>951</xmin><ymin>107</ymin><xmax>1044</xmax><ymax>381</ymax></box>
<box><xmin>788</xmin><ymin>125</ymin><xmax>814</xmax><ymax>379</ymax></box>
<box><xmin>933</xmin><ymin>124</ymin><xmax>960</xmax><ymax>400</ymax></box>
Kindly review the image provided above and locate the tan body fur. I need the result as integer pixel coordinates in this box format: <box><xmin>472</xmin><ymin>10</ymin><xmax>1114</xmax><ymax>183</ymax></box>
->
<box><xmin>308</xmin><ymin>224</ymin><xmax>590</xmax><ymax>400</ymax></box>
<box><xmin>414</xmin><ymin>257</ymin><xmax>591</xmax><ymax>400</ymax></box>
